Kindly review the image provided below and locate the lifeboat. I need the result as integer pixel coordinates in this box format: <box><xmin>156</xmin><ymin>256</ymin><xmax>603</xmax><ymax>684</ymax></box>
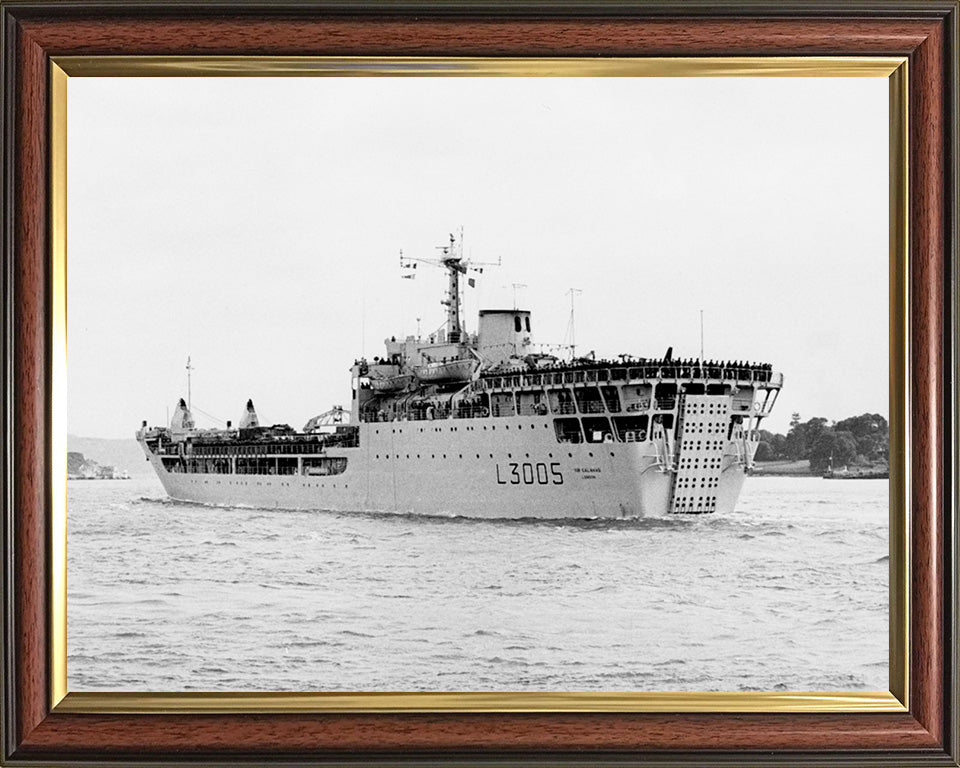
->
<box><xmin>414</xmin><ymin>358</ymin><xmax>475</xmax><ymax>383</ymax></box>
<box><xmin>368</xmin><ymin>373</ymin><xmax>415</xmax><ymax>393</ymax></box>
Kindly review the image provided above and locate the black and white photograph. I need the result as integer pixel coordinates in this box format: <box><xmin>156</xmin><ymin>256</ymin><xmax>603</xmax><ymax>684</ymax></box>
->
<box><xmin>66</xmin><ymin>74</ymin><xmax>890</xmax><ymax>693</ymax></box>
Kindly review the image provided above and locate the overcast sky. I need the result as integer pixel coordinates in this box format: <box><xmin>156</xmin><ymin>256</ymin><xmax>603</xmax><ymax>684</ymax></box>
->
<box><xmin>67</xmin><ymin>76</ymin><xmax>888</xmax><ymax>439</ymax></box>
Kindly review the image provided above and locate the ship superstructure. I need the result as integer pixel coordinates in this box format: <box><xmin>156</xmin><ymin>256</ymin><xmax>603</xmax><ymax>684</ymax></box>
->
<box><xmin>137</xmin><ymin>233</ymin><xmax>782</xmax><ymax>518</ymax></box>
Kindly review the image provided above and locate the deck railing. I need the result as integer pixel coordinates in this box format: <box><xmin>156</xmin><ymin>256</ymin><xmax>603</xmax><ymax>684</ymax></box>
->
<box><xmin>481</xmin><ymin>363</ymin><xmax>775</xmax><ymax>388</ymax></box>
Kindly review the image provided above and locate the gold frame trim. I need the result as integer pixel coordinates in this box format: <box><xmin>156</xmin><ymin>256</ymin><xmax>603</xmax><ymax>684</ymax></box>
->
<box><xmin>53</xmin><ymin>55</ymin><xmax>905</xmax><ymax>77</ymax></box>
<box><xmin>887</xmin><ymin>61</ymin><xmax>910</xmax><ymax>709</ymax></box>
<box><xmin>49</xmin><ymin>55</ymin><xmax>910</xmax><ymax>715</ymax></box>
<box><xmin>56</xmin><ymin>690</ymin><xmax>903</xmax><ymax>715</ymax></box>
<box><xmin>50</xmin><ymin>61</ymin><xmax>69</xmax><ymax>709</ymax></box>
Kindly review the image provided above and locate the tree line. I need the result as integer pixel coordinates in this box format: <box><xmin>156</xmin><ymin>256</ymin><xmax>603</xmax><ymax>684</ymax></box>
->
<box><xmin>756</xmin><ymin>413</ymin><xmax>888</xmax><ymax>473</ymax></box>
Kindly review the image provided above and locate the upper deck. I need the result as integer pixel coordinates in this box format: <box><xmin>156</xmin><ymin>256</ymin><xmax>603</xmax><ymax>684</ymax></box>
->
<box><xmin>356</xmin><ymin>356</ymin><xmax>781</xmax><ymax>426</ymax></box>
<box><xmin>477</xmin><ymin>359</ymin><xmax>780</xmax><ymax>392</ymax></box>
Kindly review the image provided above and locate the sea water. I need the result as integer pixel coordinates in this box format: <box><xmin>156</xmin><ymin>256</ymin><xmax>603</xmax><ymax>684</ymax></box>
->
<box><xmin>67</xmin><ymin>475</ymin><xmax>888</xmax><ymax>692</ymax></box>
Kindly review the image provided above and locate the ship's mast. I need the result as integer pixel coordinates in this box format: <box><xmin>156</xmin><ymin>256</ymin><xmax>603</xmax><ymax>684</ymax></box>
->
<box><xmin>512</xmin><ymin>283</ymin><xmax>527</xmax><ymax>310</ymax></box>
<box><xmin>399</xmin><ymin>230</ymin><xmax>500</xmax><ymax>345</ymax></box>
<box><xmin>185</xmin><ymin>355</ymin><xmax>194</xmax><ymax>411</ymax></box>
<box><xmin>699</xmin><ymin>309</ymin><xmax>705</xmax><ymax>362</ymax></box>
<box><xmin>439</xmin><ymin>234</ymin><xmax>467</xmax><ymax>342</ymax></box>
<box><xmin>566</xmin><ymin>288</ymin><xmax>582</xmax><ymax>359</ymax></box>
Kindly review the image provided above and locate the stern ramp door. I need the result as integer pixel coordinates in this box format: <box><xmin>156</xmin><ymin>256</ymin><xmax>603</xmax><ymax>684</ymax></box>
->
<box><xmin>670</xmin><ymin>394</ymin><xmax>731</xmax><ymax>514</ymax></box>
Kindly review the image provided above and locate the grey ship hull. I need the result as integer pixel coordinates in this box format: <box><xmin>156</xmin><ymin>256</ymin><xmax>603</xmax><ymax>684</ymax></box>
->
<box><xmin>140</xmin><ymin>231</ymin><xmax>778</xmax><ymax>519</ymax></box>
<box><xmin>141</xmin><ymin>408</ymin><xmax>753</xmax><ymax>519</ymax></box>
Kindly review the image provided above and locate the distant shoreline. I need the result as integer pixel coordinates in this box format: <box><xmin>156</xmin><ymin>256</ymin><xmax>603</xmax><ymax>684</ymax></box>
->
<box><xmin>750</xmin><ymin>460</ymin><xmax>889</xmax><ymax>479</ymax></box>
<box><xmin>750</xmin><ymin>460</ymin><xmax>814</xmax><ymax>477</ymax></box>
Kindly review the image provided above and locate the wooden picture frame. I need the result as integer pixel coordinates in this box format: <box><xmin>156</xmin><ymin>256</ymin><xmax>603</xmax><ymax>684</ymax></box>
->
<box><xmin>2</xmin><ymin>2</ymin><xmax>956</xmax><ymax>765</ymax></box>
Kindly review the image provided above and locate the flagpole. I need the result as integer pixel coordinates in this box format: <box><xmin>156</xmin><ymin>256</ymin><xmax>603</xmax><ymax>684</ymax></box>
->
<box><xmin>699</xmin><ymin>309</ymin><xmax>704</xmax><ymax>362</ymax></box>
<box><xmin>186</xmin><ymin>355</ymin><xmax>193</xmax><ymax>411</ymax></box>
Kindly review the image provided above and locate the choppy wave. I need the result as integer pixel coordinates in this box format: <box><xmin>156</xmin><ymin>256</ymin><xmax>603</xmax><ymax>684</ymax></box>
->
<box><xmin>67</xmin><ymin>475</ymin><xmax>888</xmax><ymax>692</ymax></box>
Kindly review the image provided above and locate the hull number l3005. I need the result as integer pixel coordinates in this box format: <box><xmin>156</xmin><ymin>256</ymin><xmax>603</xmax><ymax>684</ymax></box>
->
<box><xmin>495</xmin><ymin>462</ymin><xmax>564</xmax><ymax>485</ymax></box>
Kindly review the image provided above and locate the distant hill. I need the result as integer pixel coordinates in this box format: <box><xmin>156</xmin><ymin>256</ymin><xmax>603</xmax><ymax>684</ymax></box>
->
<box><xmin>66</xmin><ymin>435</ymin><xmax>152</xmax><ymax>477</ymax></box>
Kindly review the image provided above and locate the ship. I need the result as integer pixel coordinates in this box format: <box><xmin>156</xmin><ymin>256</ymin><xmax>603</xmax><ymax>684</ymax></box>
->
<box><xmin>137</xmin><ymin>232</ymin><xmax>783</xmax><ymax>519</ymax></box>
